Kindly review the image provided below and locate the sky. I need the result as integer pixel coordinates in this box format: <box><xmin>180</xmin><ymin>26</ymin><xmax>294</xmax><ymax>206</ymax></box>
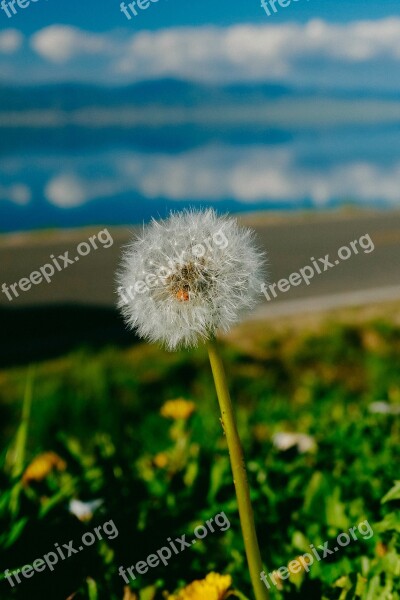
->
<box><xmin>0</xmin><ymin>0</ymin><xmax>399</xmax><ymax>33</ymax></box>
<box><xmin>1</xmin><ymin>0</ymin><xmax>400</xmax><ymax>229</ymax></box>
<box><xmin>0</xmin><ymin>0</ymin><xmax>400</xmax><ymax>89</ymax></box>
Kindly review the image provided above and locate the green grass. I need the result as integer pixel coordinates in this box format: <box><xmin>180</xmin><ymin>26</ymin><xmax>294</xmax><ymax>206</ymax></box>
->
<box><xmin>0</xmin><ymin>318</ymin><xmax>399</xmax><ymax>599</ymax></box>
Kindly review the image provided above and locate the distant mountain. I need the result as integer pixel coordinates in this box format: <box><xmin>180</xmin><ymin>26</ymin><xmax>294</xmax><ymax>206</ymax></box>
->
<box><xmin>1</xmin><ymin>79</ymin><xmax>400</xmax><ymax>113</ymax></box>
<box><xmin>0</xmin><ymin>79</ymin><xmax>293</xmax><ymax>111</ymax></box>
<box><xmin>1</xmin><ymin>78</ymin><xmax>400</xmax><ymax>154</ymax></box>
<box><xmin>0</xmin><ymin>195</ymin><xmax>321</xmax><ymax>235</ymax></box>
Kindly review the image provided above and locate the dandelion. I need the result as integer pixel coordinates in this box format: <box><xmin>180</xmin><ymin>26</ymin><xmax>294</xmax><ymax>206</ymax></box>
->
<box><xmin>153</xmin><ymin>452</ymin><xmax>169</xmax><ymax>469</ymax></box>
<box><xmin>122</xmin><ymin>587</ymin><xmax>138</xmax><ymax>600</ymax></box>
<box><xmin>22</xmin><ymin>451</ymin><xmax>66</xmax><ymax>485</ymax></box>
<box><xmin>160</xmin><ymin>399</ymin><xmax>196</xmax><ymax>420</ymax></box>
<box><xmin>168</xmin><ymin>572</ymin><xmax>232</xmax><ymax>600</ymax></box>
<box><xmin>117</xmin><ymin>209</ymin><xmax>269</xmax><ymax>600</ymax></box>
<box><xmin>117</xmin><ymin>208</ymin><xmax>264</xmax><ymax>350</ymax></box>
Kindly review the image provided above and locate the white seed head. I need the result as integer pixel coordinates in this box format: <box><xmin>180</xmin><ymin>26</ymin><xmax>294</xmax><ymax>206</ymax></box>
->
<box><xmin>117</xmin><ymin>208</ymin><xmax>266</xmax><ymax>350</ymax></box>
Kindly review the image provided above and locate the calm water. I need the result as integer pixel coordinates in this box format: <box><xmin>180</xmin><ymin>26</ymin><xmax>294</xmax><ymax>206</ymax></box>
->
<box><xmin>1</xmin><ymin>85</ymin><xmax>400</xmax><ymax>232</ymax></box>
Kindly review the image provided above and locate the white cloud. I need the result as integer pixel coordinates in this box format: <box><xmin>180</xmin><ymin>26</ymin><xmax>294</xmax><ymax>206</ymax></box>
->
<box><xmin>0</xmin><ymin>29</ymin><xmax>23</xmax><ymax>54</ymax></box>
<box><xmin>45</xmin><ymin>173</ymin><xmax>124</xmax><ymax>207</ymax></box>
<box><xmin>43</xmin><ymin>146</ymin><xmax>400</xmax><ymax>207</ymax></box>
<box><xmin>27</xmin><ymin>18</ymin><xmax>400</xmax><ymax>84</ymax></box>
<box><xmin>0</xmin><ymin>183</ymin><xmax>31</xmax><ymax>205</ymax></box>
<box><xmin>123</xmin><ymin>146</ymin><xmax>400</xmax><ymax>204</ymax></box>
<box><xmin>45</xmin><ymin>174</ymin><xmax>87</xmax><ymax>207</ymax></box>
<box><xmin>31</xmin><ymin>25</ymin><xmax>114</xmax><ymax>63</ymax></box>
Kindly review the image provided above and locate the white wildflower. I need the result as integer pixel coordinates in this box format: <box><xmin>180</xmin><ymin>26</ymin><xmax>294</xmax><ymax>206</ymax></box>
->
<box><xmin>69</xmin><ymin>499</ymin><xmax>103</xmax><ymax>521</ymax></box>
<box><xmin>368</xmin><ymin>401</ymin><xmax>400</xmax><ymax>415</ymax></box>
<box><xmin>272</xmin><ymin>432</ymin><xmax>316</xmax><ymax>453</ymax></box>
<box><xmin>117</xmin><ymin>208</ymin><xmax>265</xmax><ymax>350</ymax></box>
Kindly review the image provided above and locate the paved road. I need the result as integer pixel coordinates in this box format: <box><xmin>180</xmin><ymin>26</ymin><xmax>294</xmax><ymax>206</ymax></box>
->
<box><xmin>1</xmin><ymin>210</ymin><xmax>399</xmax><ymax>317</ymax></box>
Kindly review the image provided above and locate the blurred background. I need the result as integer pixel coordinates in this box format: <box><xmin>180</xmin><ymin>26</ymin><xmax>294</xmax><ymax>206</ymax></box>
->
<box><xmin>1</xmin><ymin>2</ymin><xmax>400</xmax><ymax>599</ymax></box>
<box><xmin>1</xmin><ymin>0</ymin><xmax>400</xmax><ymax>229</ymax></box>
<box><xmin>1</xmin><ymin>0</ymin><xmax>400</xmax><ymax>363</ymax></box>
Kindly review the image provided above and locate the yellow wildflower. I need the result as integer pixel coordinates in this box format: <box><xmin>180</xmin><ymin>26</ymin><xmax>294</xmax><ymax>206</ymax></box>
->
<box><xmin>160</xmin><ymin>399</ymin><xmax>196</xmax><ymax>421</ymax></box>
<box><xmin>153</xmin><ymin>452</ymin><xmax>169</xmax><ymax>468</ymax></box>
<box><xmin>22</xmin><ymin>452</ymin><xmax>66</xmax><ymax>484</ymax></box>
<box><xmin>376</xmin><ymin>541</ymin><xmax>388</xmax><ymax>557</ymax></box>
<box><xmin>168</xmin><ymin>572</ymin><xmax>232</xmax><ymax>600</ymax></box>
<box><xmin>122</xmin><ymin>586</ymin><xmax>138</xmax><ymax>600</ymax></box>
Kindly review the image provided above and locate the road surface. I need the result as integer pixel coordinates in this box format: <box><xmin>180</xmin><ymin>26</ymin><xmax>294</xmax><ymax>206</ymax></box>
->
<box><xmin>1</xmin><ymin>210</ymin><xmax>399</xmax><ymax>318</ymax></box>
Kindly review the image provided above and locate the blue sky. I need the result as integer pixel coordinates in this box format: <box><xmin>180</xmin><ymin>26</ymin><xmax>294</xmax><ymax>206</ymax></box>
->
<box><xmin>1</xmin><ymin>0</ymin><xmax>399</xmax><ymax>33</ymax></box>
<box><xmin>1</xmin><ymin>0</ymin><xmax>400</xmax><ymax>227</ymax></box>
<box><xmin>0</xmin><ymin>0</ymin><xmax>400</xmax><ymax>89</ymax></box>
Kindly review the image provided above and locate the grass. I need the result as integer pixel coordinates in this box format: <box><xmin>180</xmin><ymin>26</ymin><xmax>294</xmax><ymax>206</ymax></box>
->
<box><xmin>0</xmin><ymin>316</ymin><xmax>399</xmax><ymax>599</ymax></box>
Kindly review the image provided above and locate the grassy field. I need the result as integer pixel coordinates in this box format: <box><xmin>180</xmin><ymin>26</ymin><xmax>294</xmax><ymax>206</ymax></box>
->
<box><xmin>0</xmin><ymin>311</ymin><xmax>399</xmax><ymax>599</ymax></box>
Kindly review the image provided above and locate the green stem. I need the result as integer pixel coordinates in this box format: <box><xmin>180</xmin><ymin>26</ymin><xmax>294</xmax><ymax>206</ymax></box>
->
<box><xmin>10</xmin><ymin>365</ymin><xmax>34</xmax><ymax>517</ymax></box>
<box><xmin>207</xmin><ymin>339</ymin><xmax>269</xmax><ymax>600</ymax></box>
<box><xmin>13</xmin><ymin>365</ymin><xmax>34</xmax><ymax>478</ymax></box>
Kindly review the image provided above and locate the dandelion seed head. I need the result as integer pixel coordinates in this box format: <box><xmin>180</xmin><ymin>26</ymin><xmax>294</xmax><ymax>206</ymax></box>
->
<box><xmin>117</xmin><ymin>208</ymin><xmax>266</xmax><ymax>350</ymax></box>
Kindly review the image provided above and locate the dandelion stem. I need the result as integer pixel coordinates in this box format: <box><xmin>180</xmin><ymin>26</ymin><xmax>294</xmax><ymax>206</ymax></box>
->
<box><xmin>207</xmin><ymin>339</ymin><xmax>269</xmax><ymax>600</ymax></box>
